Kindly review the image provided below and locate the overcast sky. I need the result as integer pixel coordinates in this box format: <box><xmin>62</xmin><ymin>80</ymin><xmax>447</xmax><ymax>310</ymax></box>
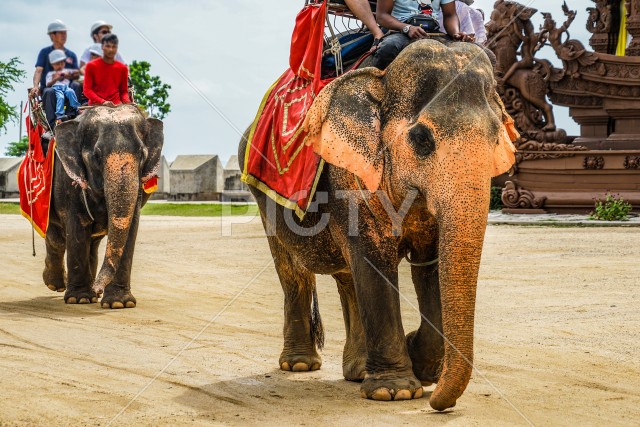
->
<box><xmin>0</xmin><ymin>0</ymin><xmax>591</xmax><ymax>164</ymax></box>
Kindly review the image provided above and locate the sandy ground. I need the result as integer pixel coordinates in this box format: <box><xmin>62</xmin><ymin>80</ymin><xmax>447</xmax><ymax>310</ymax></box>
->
<box><xmin>0</xmin><ymin>213</ymin><xmax>639</xmax><ymax>426</ymax></box>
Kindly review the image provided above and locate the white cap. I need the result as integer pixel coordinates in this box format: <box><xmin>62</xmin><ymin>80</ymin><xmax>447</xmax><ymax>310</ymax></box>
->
<box><xmin>47</xmin><ymin>19</ymin><xmax>67</xmax><ymax>34</ymax></box>
<box><xmin>90</xmin><ymin>20</ymin><xmax>112</xmax><ymax>37</ymax></box>
<box><xmin>89</xmin><ymin>43</ymin><xmax>103</xmax><ymax>56</ymax></box>
<box><xmin>48</xmin><ymin>49</ymin><xmax>67</xmax><ymax>64</ymax></box>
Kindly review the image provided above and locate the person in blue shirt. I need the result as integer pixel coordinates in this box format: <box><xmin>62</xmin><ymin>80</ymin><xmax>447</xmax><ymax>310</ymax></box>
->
<box><xmin>29</xmin><ymin>20</ymin><xmax>80</xmax><ymax>130</ymax></box>
<box><xmin>373</xmin><ymin>0</ymin><xmax>475</xmax><ymax>69</ymax></box>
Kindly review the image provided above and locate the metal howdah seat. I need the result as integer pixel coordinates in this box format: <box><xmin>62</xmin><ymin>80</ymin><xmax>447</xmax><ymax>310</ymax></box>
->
<box><xmin>327</xmin><ymin>0</ymin><xmax>377</xmax><ymax>18</ymax></box>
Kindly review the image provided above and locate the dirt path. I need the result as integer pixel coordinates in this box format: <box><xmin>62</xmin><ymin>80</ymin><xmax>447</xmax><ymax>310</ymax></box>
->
<box><xmin>0</xmin><ymin>214</ymin><xmax>638</xmax><ymax>426</ymax></box>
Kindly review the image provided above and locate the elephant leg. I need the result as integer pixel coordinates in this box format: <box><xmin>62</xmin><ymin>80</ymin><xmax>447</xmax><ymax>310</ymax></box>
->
<box><xmin>333</xmin><ymin>272</ymin><xmax>367</xmax><ymax>381</ymax></box>
<box><xmin>406</xmin><ymin>260</ymin><xmax>444</xmax><ymax>386</ymax></box>
<box><xmin>269</xmin><ymin>237</ymin><xmax>322</xmax><ymax>373</ymax></box>
<box><xmin>101</xmin><ymin>206</ymin><xmax>140</xmax><ymax>309</ymax></box>
<box><xmin>351</xmin><ymin>251</ymin><xmax>422</xmax><ymax>401</ymax></box>
<box><xmin>89</xmin><ymin>235</ymin><xmax>104</xmax><ymax>280</ymax></box>
<box><xmin>63</xmin><ymin>218</ymin><xmax>97</xmax><ymax>304</ymax></box>
<box><xmin>43</xmin><ymin>222</ymin><xmax>66</xmax><ymax>292</ymax></box>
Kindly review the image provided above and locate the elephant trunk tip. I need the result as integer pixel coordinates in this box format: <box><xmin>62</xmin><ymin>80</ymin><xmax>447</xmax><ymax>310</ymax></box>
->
<box><xmin>428</xmin><ymin>369</ymin><xmax>471</xmax><ymax>411</ymax></box>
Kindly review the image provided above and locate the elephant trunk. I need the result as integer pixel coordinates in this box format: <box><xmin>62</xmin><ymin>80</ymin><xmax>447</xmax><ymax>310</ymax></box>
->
<box><xmin>429</xmin><ymin>181</ymin><xmax>490</xmax><ymax>411</ymax></box>
<box><xmin>92</xmin><ymin>152</ymin><xmax>140</xmax><ymax>295</ymax></box>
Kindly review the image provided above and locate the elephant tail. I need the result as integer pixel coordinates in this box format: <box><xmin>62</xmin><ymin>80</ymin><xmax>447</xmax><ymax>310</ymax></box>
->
<box><xmin>311</xmin><ymin>287</ymin><xmax>325</xmax><ymax>350</ymax></box>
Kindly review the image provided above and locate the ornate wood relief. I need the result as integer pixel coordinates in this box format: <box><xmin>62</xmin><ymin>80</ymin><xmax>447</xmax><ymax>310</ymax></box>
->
<box><xmin>623</xmin><ymin>156</ymin><xmax>640</xmax><ymax>169</ymax></box>
<box><xmin>501</xmin><ymin>181</ymin><xmax>547</xmax><ymax>209</ymax></box>
<box><xmin>583</xmin><ymin>156</ymin><xmax>605</xmax><ymax>169</ymax></box>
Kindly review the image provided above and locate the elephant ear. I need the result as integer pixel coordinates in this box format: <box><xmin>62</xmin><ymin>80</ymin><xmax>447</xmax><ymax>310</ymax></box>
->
<box><xmin>491</xmin><ymin>92</ymin><xmax>518</xmax><ymax>177</ymax></box>
<box><xmin>54</xmin><ymin>120</ymin><xmax>88</xmax><ymax>189</ymax></box>
<box><xmin>303</xmin><ymin>67</ymin><xmax>385</xmax><ymax>191</ymax></box>
<box><xmin>142</xmin><ymin>118</ymin><xmax>164</xmax><ymax>183</ymax></box>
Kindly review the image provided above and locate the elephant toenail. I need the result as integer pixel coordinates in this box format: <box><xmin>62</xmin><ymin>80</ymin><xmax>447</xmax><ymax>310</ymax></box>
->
<box><xmin>292</xmin><ymin>362</ymin><xmax>309</xmax><ymax>372</ymax></box>
<box><xmin>394</xmin><ymin>390</ymin><xmax>412</xmax><ymax>400</ymax></box>
<box><xmin>371</xmin><ymin>388</ymin><xmax>392</xmax><ymax>401</ymax></box>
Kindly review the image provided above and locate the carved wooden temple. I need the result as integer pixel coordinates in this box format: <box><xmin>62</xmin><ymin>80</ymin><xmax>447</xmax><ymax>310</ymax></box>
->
<box><xmin>486</xmin><ymin>0</ymin><xmax>640</xmax><ymax>213</ymax></box>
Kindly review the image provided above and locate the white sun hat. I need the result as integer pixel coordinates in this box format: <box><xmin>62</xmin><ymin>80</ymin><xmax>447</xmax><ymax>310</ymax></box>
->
<box><xmin>48</xmin><ymin>49</ymin><xmax>67</xmax><ymax>64</ymax></box>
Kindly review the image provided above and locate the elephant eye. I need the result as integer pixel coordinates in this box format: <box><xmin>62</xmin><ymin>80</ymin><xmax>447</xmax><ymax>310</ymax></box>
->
<box><xmin>408</xmin><ymin>123</ymin><xmax>436</xmax><ymax>157</ymax></box>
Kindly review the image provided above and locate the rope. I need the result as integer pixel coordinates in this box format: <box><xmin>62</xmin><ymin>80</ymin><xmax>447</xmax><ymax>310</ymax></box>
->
<box><xmin>404</xmin><ymin>252</ymin><xmax>439</xmax><ymax>268</ymax></box>
<box><xmin>81</xmin><ymin>188</ymin><xmax>95</xmax><ymax>221</ymax></box>
<box><xmin>355</xmin><ymin>176</ymin><xmax>438</xmax><ymax>268</ymax></box>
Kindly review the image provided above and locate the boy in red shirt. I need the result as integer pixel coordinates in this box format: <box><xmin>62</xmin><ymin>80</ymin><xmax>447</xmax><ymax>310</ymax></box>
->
<box><xmin>84</xmin><ymin>34</ymin><xmax>130</xmax><ymax>106</ymax></box>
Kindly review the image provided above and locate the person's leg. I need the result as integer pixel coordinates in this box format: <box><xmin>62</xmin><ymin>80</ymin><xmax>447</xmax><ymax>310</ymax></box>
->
<box><xmin>41</xmin><ymin>87</ymin><xmax>57</xmax><ymax>130</ymax></box>
<box><xmin>371</xmin><ymin>32</ymin><xmax>411</xmax><ymax>69</ymax></box>
<box><xmin>70</xmin><ymin>81</ymin><xmax>83</xmax><ymax>106</ymax></box>
<box><xmin>64</xmin><ymin>86</ymin><xmax>80</xmax><ymax>117</ymax></box>
<box><xmin>53</xmin><ymin>86</ymin><xmax>66</xmax><ymax>120</ymax></box>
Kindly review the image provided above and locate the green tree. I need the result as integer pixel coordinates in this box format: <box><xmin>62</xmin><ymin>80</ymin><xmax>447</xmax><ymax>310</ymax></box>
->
<box><xmin>0</xmin><ymin>57</ymin><xmax>26</xmax><ymax>133</ymax></box>
<box><xmin>129</xmin><ymin>60</ymin><xmax>171</xmax><ymax>120</ymax></box>
<box><xmin>4</xmin><ymin>135</ymin><xmax>28</xmax><ymax>157</ymax></box>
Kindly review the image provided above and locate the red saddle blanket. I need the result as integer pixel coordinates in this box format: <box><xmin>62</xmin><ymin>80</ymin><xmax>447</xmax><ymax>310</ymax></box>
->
<box><xmin>18</xmin><ymin>118</ymin><xmax>55</xmax><ymax>237</ymax></box>
<box><xmin>242</xmin><ymin>1</ymin><xmax>333</xmax><ymax>219</ymax></box>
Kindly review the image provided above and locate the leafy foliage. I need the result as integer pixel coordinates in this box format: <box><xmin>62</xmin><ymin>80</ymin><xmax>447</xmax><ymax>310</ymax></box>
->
<box><xmin>589</xmin><ymin>193</ymin><xmax>632</xmax><ymax>221</ymax></box>
<box><xmin>4</xmin><ymin>135</ymin><xmax>28</xmax><ymax>157</ymax></box>
<box><xmin>129</xmin><ymin>60</ymin><xmax>171</xmax><ymax>120</ymax></box>
<box><xmin>489</xmin><ymin>186</ymin><xmax>503</xmax><ymax>211</ymax></box>
<box><xmin>0</xmin><ymin>57</ymin><xmax>26</xmax><ymax>133</ymax></box>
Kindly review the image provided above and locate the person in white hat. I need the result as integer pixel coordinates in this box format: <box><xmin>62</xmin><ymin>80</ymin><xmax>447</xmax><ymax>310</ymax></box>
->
<box><xmin>30</xmin><ymin>20</ymin><xmax>80</xmax><ymax>129</ymax></box>
<box><xmin>79</xmin><ymin>20</ymin><xmax>125</xmax><ymax>68</ymax></box>
<box><xmin>78</xmin><ymin>43</ymin><xmax>103</xmax><ymax>83</ymax></box>
<box><xmin>45</xmin><ymin>49</ymin><xmax>80</xmax><ymax>124</ymax></box>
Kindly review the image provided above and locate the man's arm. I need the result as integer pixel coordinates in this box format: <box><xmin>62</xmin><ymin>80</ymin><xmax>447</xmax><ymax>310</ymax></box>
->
<box><xmin>30</xmin><ymin>49</ymin><xmax>47</xmax><ymax>97</ymax></box>
<box><xmin>120</xmin><ymin>67</ymin><xmax>131</xmax><ymax>104</ymax></box>
<box><xmin>31</xmin><ymin>67</ymin><xmax>43</xmax><ymax>97</ymax></box>
<box><xmin>344</xmin><ymin>0</ymin><xmax>384</xmax><ymax>39</ymax></box>
<box><xmin>377</xmin><ymin>0</ymin><xmax>428</xmax><ymax>39</ymax></box>
<box><xmin>83</xmin><ymin>63</ymin><xmax>105</xmax><ymax>105</ymax></box>
<box><xmin>442</xmin><ymin>1</ymin><xmax>474</xmax><ymax>42</ymax></box>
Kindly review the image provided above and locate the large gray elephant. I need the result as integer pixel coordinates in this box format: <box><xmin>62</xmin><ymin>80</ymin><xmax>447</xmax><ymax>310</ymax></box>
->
<box><xmin>239</xmin><ymin>39</ymin><xmax>516</xmax><ymax>410</ymax></box>
<box><xmin>44</xmin><ymin>104</ymin><xmax>163</xmax><ymax>308</ymax></box>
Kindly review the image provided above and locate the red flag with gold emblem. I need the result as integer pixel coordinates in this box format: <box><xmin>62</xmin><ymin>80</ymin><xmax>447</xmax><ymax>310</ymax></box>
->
<box><xmin>18</xmin><ymin>118</ymin><xmax>55</xmax><ymax>237</ymax></box>
<box><xmin>242</xmin><ymin>1</ymin><xmax>333</xmax><ymax>219</ymax></box>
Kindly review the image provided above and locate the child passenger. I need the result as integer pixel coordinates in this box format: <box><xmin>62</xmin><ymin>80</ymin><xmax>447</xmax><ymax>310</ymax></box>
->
<box><xmin>45</xmin><ymin>49</ymin><xmax>80</xmax><ymax>124</ymax></box>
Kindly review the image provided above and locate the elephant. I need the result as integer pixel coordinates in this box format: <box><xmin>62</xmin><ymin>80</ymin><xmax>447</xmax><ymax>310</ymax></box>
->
<box><xmin>43</xmin><ymin>104</ymin><xmax>163</xmax><ymax>308</ymax></box>
<box><xmin>239</xmin><ymin>39</ymin><xmax>516</xmax><ymax>411</ymax></box>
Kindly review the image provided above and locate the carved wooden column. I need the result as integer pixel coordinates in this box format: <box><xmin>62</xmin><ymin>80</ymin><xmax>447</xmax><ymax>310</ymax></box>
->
<box><xmin>588</xmin><ymin>0</ymin><xmax>616</xmax><ymax>53</ymax></box>
<box><xmin>626</xmin><ymin>0</ymin><xmax>640</xmax><ymax>55</ymax></box>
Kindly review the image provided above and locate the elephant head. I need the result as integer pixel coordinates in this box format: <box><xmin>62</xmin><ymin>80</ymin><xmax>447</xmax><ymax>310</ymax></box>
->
<box><xmin>54</xmin><ymin>105</ymin><xmax>164</xmax><ymax>295</ymax></box>
<box><xmin>303</xmin><ymin>39</ymin><xmax>516</xmax><ymax>410</ymax></box>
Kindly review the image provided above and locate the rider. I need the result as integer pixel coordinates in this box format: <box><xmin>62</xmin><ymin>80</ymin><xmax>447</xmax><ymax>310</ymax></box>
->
<box><xmin>373</xmin><ymin>0</ymin><xmax>475</xmax><ymax>69</ymax></box>
<box><xmin>83</xmin><ymin>34</ymin><xmax>131</xmax><ymax>106</ymax></box>
<box><xmin>79</xmin><ymin>20</ymin><xmax>126</xmax><ymax>69</ymax></box>
<box><xmin>30</xmin><ymin>20</ymin><xmax>80</xmax><ymax>130</ymax></box>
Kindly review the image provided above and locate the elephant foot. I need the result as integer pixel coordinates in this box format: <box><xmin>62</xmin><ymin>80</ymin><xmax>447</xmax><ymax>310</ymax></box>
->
<box><xmin>360</xmin><ymin>372</ymin><xmax>423</xmax><ymax>401</ymax></box>
<box><xmin>342</xmin><ymin>351</ymin><xmax>367</xmax><ymax>381</ymax></box>
<box><xmin>543</xmin><ymin>124</ymin><xmax>556</xmax><ymax>132</ymax></box>
<box><xmin>64</xmin><ymin>288</ymin><xmax>98</xmax><ymax>304</ymax></box>
<box><xmin>279</xmin><ymin>352</ymin><xmax>321</xmax><ymax>372</ymax></box>
<box><xmin>43</xmin><ymin>269</ymin><xmax>66</xmax><ymax>292</ymax></box>
<box><xmin>100</xmin><ymin>290</ymin><xmax>136</xmax><ymax>309</ymax></box>
<box><xmin>406</xmin><ymin>330</ymin><xmax>442</xmax><ymax>386</ymax></box>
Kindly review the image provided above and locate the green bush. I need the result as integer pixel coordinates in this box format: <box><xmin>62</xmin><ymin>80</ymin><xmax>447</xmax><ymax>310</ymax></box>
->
<box><xmin>589</xmin><ymin>193</ymin><xmax>632</xmax><ymax>221</ymax></box>
<box><xmin>489</xmin><ymin>186</ymin><xmax>503</xmax><ymax>211</ymax></box>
